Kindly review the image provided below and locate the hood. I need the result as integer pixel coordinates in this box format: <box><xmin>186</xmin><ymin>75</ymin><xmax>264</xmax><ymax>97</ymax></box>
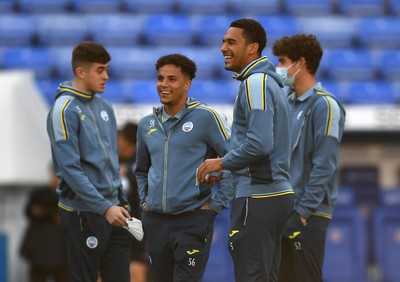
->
<box><xmin>55</xmin><ymin>81</ymin><xmax>96</xmax><ymax>101</ymax></box>
<box><xmin>234</xmin><ymin>56</ymin><xmax>284</xmax><ymax>88</ymax></box>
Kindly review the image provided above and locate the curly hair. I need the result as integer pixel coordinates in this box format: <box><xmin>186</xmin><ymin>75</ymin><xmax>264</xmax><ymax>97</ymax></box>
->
<box><xmin>272</xmin><ymin>34</ymin><xmax>323</xmax><ymax>75</ymax></box>
<box><xmin>156</xmin><ymin>54</ymin><xmax>197</xmax><ymax>79</ymax></box>
<box><xmin>230</xmin><ymin>18</ymin><xmax>266</xmax><ymax>56</ymax></box>
<box><xmin>72</xmin><ymin>41</ymin><xmax>110</xmax><ymax>74</ymax></box>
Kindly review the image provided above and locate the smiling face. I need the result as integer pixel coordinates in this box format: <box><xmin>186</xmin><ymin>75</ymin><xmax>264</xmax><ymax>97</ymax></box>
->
<box><xmin>76</xmin><ymin>62</ymin><xmax>109</xmax><ymax>93</ymax></box>
<box><xmin>157</xmin><ymin>64</ymin><xmax>191</xmax><ymax>115</ymax></box>
<box><xmin>221</xmin><ymin>27</ymin><xmax>258</xmax><ymax>73</ymax></box>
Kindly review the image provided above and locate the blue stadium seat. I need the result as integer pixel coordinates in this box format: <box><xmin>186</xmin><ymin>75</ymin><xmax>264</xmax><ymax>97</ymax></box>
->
<box><xmin>203</xmin><ymin>211</ymin><xmax>234</xmax><ymax>282</ymax></box>
<box><xmin>373</xmin><ymin>189</ymin><xmax>400</xmax><ymax>282</ymax></box>
<box><xmin>17</xmin><ymin>0</ymin><xmax>71</xmax><ymax>13</ymax></box>
<box><xmin>2</xmin><ymin>47</ymin><xmax>53</xmax><ymax>79</ymax></box>
<box><xmin>345</xmin><ymin>81</ymin><xmax>397</xmax><ymax>105</ymax></box>
<box><xmin>189</xmin><ymin>80</ymin><xmax>237</xmax><ymax>104</ymax></box>
<box><xmin>123</xmin><ymin>0</ymin><xmax>176</xmax><ymax>13</ymax></box>
<box><xmin>177</xmin><ymin>0</ymin><xmax>229</xmax><ymax>14</ymax></box>
<box><xmin>88</xmin><ymin>14</ymin><xmax>144</xmax><ymax>46</ymax></box>
<box><xmin>0</xmin><ymin>0</ymin><xmax>14</xmax><ymax>13</ymax></box>
<box><xmin>253</xmin><ymin>16</ymin><xmax>300</xmax><ymax>47</ymax></box>
<box><xmin>379</xmin><ymin>50</ymin><xmax>400</xmax><ymax>81</ymax></box>
<box><xmin>229</xmin><ymin>0</ymin><xmax>281</xmax><ymax>15</ymax></box>
<box><xmin>0</xmin><ymin>15</ymin><xmax>35</xmax><ymax>46</ymax></box>
<box><xmin>320</xmin><ymin>80</ymin><xmax>348</xmax><ymax>104</ymax></box>
<box><xmin>284</xmin><ymin>0</ymin><xmax>333</xmax><ymax>16</ymax></box>
<box><xmin>358</xmin><ymin>17</ymin><xmax>400</xmax><ymax>49</ymax></box>
<box><xmin>49</xmin><ymin>47</ymin><xmax>74</xmax><ymax>80</ymax></box>
<box><xmin>123</xmin><ymin>79</ymin><xmax>159</xmax><ymax>104</ymax></box>
<box><xmin>100</xmin><ymin>80</ymin><xmax>126</xmax><ymax>104</ymax></box>
<box><xmin>143</xmin><ymin>14</ymin><xmax>195</xmax><ymax>46</ymax></box>
<box><xmin>72</xmin><ymin>0</ymin><xmax>121</xmax><ymax>13</ymax></box>
<box><xmin>108</xmin><ymin>47</ymin><xmax>160</xmax><ymax>79</ymax></box>
<box><xmin>35</xmin><ymin>15</ymin><xmax>89</xmax><ymax>46</ymax></box>
<box><xmin>297</xmin><ymin>17</ymin><xmax>357</xmax><ymax>48</ymax></box>
<box><xmin>323</xmin><ymin>49</ymin><xmax>377</xmax><ymax>81</ymax></box>
<box><xmin>34</xmin><ymin>79</ymin><xmax>60</xmax><ymax>105</ymax></box>
<box><xmin>389</xmin><ymin>0</ymin><xmax>400</xmax><ymax>15</ymax></box>
<box><xmin>194</xmin><ymin>14</ymin><xmax>239</xmax><ymax>47</ymax></box>
<box><xmin>336</xmin><ymin>0</ymin><xmax>385</xmax><ymax>16</ymax></box>
<box><xmin>323</xmin><ymin>206</ymin><xmax>368</xmax><ymax>282</ymax></box>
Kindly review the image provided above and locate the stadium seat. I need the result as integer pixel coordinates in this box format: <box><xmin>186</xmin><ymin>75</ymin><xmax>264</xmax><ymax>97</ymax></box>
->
<box><xmin>0</xmin><ymin>15</ymin><xmax>35</xmax><ymax>46</ymax></box>
<box><xmin>373</xmin><ymin>189</ymin><xmax>400</xmax><ymax>282</ymax></box>
<box><xmin>17</xmin><ymin>0</ymin><xmax>71</xmax><ymax>13</ymax></box>
<box><xmin>34</xmin><ymin>79</ymin><xmax>60</xmax><ymax>105</ymax></box>
<box><xmin>100</xmin><ymin>80</ymin><xmax>126</xmax><ymax>104</ymax></box>
<box><xmin>389</xmin><ymin>0</ymin><xmax>400</xmax><ymax>15</ymax></box>
<box><xmin>336</xmin><ymin>0</ymin><xmax>386</xmax><ymax>16</ymax></box>
<box><xmin>323</xmin><ymin>49</ymin><xmax>377</xmax><ymax>81</ymax></box>
<box><xmin>177</xmin><ymin>0</ymin><xmax>229</xmax><ymax>14</ymax></box>
<box><xmin>229</xmin><ymin>0</ymin><xmax>281</xmax><ymax>15</ymax></box>
<box><xmin>379</xmin><ymin>50</ymin><xmax>400</xmax><ymax>81</ymax></box>
<box><xmin>123</xmin><ymin>79</ymin><xmax>159</xmax><ymax>104</ymax></box>
<box><xmin>297</xmin><ymin>17</ymin><xmax>357</xmax><ymax>48</ymax></box>
<box><xmin>108</xmin><ymin>47</ymin><xmax>160</xmax><ymax>79</ymax></box>
<box><xmin>358</xmin><ymin>17</ymin><xmax>400</xmax><ymax>49</ymax></box>
<box><xmin>194</xmin><ymin>14</ymin><xmax>240</xmax><ymax>47</ymax></box>
<box><xmin>0</xmin><ymin>0</ymin><xmax>14</xmax><ymax>13</ymax></box>
<box><xmin>72</xmin><ymin>0</ymin><xmax>121</xmax><ymax>13</ymax></box>
<box><xmin>2</xmin><ymin>47</ymin><xmax>53</xmax><ymax>79</ymax></box>
<box><xmin>284</xmin><ymin>0</ymin><xmax>333</xmax><ymax>16</ymax></box>
<box><xmin>49</xmin><ymin>47</ymin><xmax>74</xmax><ymax>80</ymax></box>
<box><xmin>345</xmin><ymin>81</ymin><xmax>397</xmax><ymax>105</ymax></box>
<box><xmin>203</xmin><ymin>211</ymin><xmax>234</xmax><ymax>282</ymax></box>
<box><xmin>142</xmin><ymin>14</ymin><xmax>195</xmax><ymax>46</ymax></box>
<box><xmin>123</xmin><ymin>0</ymin><xmax>176</xmax><ymax>13</ymax></box>
<box><xmin>320</xmin><ymin>80</ymin><xmax>348</xmax><ymax>104</ymax></box>
<box><xmin>189</xmin><ymin>79</ymin><xmax>238</xmax><ymax>104</ymax></box>
<box><xmin>253</xmin><ymin>16</ymin><xmax>300</xmax><ymax>47</ymax></box>
<box><xmin>88</xmin><ymin>14</ymin><xmax>144</xmax><ymax>46</ymax></box>
<box><xmin>323</xmin><ymin>206</ymin><xmax>368</xmax><ymax>282</ymax></box>
<box><xmin>35</xmin><ymin>14</ymin><xmax>89</xmax><ymax>46</ymax></box>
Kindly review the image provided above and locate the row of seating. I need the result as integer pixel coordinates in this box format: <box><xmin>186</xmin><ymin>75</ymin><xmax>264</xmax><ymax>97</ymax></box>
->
<box><xmin>202</xmin><ymin>188</ymin><xmax>400</xmax><ymax>282</ymax></box>
<box><xmin>1</xmin><ymin>0</ymin><xmax>399</xmax><ymax>16</ymax></box>
<box><xmin>35</xmin><ymin>78</ymin><xmax>400</xmax><ymax>106</ymax></box>
<box><xmin>2</xmin><ymin>46</ymin><xmax>399</xmax><ymax>80</ymax></box>
<box><xmin>0</xmin><ymin>14</ymin><xmax>399</xmax><ymax>49</ymax></box>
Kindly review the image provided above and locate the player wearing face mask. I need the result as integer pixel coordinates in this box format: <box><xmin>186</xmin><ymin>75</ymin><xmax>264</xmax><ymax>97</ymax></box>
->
<box><xmin>272</xmin><ymin>34</ymin><xmax>346</xmax><ymax>282</ymax></box>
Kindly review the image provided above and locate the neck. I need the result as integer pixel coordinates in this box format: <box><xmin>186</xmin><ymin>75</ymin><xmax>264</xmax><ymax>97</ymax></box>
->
<box><xmin>294</xmin><ymin>74</ymin><xmax>317</xmax><ymax>97</ymax></box>
<box><xmin>164</xmin><ymin>101</ymin><xmax>186</xmax><ymax>116</ymax></box>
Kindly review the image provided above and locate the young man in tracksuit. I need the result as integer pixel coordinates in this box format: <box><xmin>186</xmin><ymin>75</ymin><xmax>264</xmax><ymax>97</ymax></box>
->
<box><xmin>197</xmin><ymin>19</ymin><xmax>294</xmax><ymax>282</ymax></box>
<box><xmin>47</xmin><ymin>41</ymin><xmax>132</xmax><ymax>282</ymax></box>
<box><xmin>272</xmin><ymin>34</ymin><xmax>346</xmax><ymax>282</ymax></box>
<box><xmin>135</xmin><ymin>54</ymin><xmax>234</xmax><ymax>282</ymax></box>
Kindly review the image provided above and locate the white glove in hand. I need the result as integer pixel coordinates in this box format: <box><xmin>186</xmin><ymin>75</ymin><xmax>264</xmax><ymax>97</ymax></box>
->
<box><xmin>123</xmin><ymin>217</ymin><xmax>144</xmax><ymax>241</ymax></box>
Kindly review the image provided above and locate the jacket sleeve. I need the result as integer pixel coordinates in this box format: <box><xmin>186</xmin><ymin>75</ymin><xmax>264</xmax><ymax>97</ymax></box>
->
<box><xmin>222</xmin><ymin>73</ymin><xmax>274</xmax><ymax>169</ymax></box>
<box><xmin>134</xmin><ymin>119</ymin><xmax>151</xmax><ymax>210</ymax></box>
<box><xmin>48</xmin><ymin>104</ymin><xmax>113</xmax><ymax>216</ymax></box>
<box><xmin>205</xmin><ymin>108</ymin><xmax>234</xmax><ymax>213</ymax></box>
<box><xmin>295</xmin><ymin>96</ymin><xmax>344</xmax><ymax>218</ymax></box>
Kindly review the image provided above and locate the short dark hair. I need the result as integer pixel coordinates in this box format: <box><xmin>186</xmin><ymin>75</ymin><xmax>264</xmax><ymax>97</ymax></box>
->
<box><xmin>230</xmin><ymin>18</ymin><xmax>266</xmax><ymax>55</ymax></box>
<box><xmin>156</xmin><ymin>54</ymin><xmax>197</xmax><ymax>79</ymax></box>
<box><xmin>71</xmin><ymin>41</ymin><xmax>111</xmax><ymax>75</ymax></box>
<box><xmin>272</xmin><ymin>34</ymin><xmax>323</xmax><ymax>75</ymax></box>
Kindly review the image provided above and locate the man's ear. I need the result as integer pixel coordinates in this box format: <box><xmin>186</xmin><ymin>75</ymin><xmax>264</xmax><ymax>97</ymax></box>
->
<box><xmin>75</xmin><ymin>67</ymin><xmax>86</xmax><ymax>80</ymax></box>
<box><xmin>248</xmin><ymin>42</ymin><xmax>259</xmax><ymax>56</ymax></box>
<box><xmin>185</xmin><ymin>79</ymin><xmax>192</xmax><ymax>91</ymax></box>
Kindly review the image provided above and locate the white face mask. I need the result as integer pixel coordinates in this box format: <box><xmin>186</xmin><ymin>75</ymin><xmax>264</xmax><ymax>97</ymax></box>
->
<box><xmin>276</xmin><ymin>61</ymin><xmax>301</xmax><ymax>87</ymax></box>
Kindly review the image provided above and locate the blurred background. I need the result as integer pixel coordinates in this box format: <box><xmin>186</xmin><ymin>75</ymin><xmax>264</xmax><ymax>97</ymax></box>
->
<box><xmin>0</xmin><ymin>0</ymin><xmax>400</xmax><ymax>281</ymax></box>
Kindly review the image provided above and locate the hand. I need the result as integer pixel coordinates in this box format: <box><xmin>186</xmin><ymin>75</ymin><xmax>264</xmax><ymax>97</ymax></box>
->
<box><xmin>299</xmin><ymin>215</ymin><xmax>308</xmax><ymax>226</ymax></box>
<box><xmin>196</xmin><ymin>158</ymin><xmax>224</xmax><ymax>183</ymax></box>
<box><xmin>104</xmin><ymin>205</ymin><xmax>130</xmax><ymax>227</ymax></box>
<box><xmin>200</xmin><ymin>203</ymin><xmax>213</xmax><ymax>211</ymax></box>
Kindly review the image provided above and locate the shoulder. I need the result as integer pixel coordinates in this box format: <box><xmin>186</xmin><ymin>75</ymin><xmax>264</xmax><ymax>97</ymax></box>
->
<box><xmin>195</xmin><ymin>105</ymin><xmax>227</xmax><ymax>122</ymax></box>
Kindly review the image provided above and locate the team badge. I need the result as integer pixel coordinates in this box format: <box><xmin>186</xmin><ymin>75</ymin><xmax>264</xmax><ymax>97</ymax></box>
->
<box><xmin>101</xmin><ymin>111</ymin><xmax>109</xmax><ymax>121</ymax></box>
<box><xmin>182</xmin><ymin>121</ymin><xmax>193</xmax><ymax>132</ymax></box>
<box><xmin>86</xmin><ymin>236</ymin><xmax>98</xmax><ymax>249</ymax></box>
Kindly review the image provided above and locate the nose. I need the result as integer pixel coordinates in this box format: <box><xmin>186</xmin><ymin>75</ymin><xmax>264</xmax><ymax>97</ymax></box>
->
<box><xmin>103</xmin><ymin>70</ymin><xmax>109</xmax><ymax>81</ymax></box>
<box><xmin>220</xmin><ymin>41</ymin><xmax>228</xmax><ymax>53</ymax></box>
